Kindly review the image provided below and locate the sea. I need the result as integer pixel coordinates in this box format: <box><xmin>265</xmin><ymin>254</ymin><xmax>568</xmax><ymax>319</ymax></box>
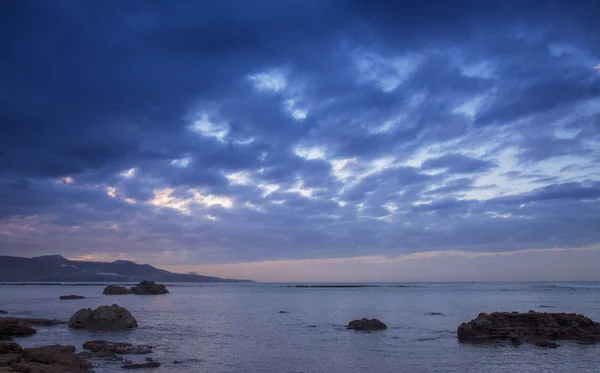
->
<box><xmin>1</xmin><ymin>282</ymin><xmax>600</xmax><ymax>373</ymax></box>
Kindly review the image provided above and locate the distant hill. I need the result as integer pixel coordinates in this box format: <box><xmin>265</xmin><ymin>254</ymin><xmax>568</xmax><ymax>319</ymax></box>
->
<box><xmin>0</xmin><ymin>254</ymin><xmax>253</xmax><ymax>283</ymax></box>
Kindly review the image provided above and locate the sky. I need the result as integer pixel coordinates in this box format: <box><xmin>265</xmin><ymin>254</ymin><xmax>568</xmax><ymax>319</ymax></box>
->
<box><xmin>1</xmin><ymin>1</ymin><xmax>599</xmax><ymax>282</ymax></box>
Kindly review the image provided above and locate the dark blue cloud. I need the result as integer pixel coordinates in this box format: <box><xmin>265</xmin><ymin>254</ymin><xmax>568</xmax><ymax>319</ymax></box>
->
<box><xmin>0</xmin><ymin>0</ymin><xmax>599</xmax><ymax>264</ymax></box>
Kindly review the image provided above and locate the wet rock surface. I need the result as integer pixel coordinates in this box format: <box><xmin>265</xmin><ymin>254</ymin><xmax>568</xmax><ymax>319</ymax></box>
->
<box><xmin>130</xmin><ymin>281</ymin><xmax>169</xmax><ymax>295</ymax></box>
<box><xmin>103</xmin><ymin>285</ymin><xmax>133</xmax><ymax>295</ymax></box>
<box><xmin>83</xmin><ymin>340</ymin><xmax>152</xmax><ymax>354</ymax></box>
<box><xmin>346</xmin><ymin>318</ymin><xmax>387</xmax><ymax>331</ymax></box>
<box><xmin>457</xmin><ymin>311</ymin><xmax>600</xmax><ymax>346</ymax></box>
<box><xmin>60</xmin><ymin>295</ymin><xmax>85</xmax><ymax>300</ymax></box>
<box><xmin>0</xmin><ymin>318</ymin><xmax>64</xmax><ymax>340</ymax></box>
<box><xmin>68</xmin><ymin>304</ymin><xmax>137</xmax><ymax>331</ymax></box>
<box><xmin>122</xmin><ymin>360</ymin><xmax>161</xmax><ymax>369</ymax></box>
<box><xmin>0</xmin><ymin>343</ymin><xmax>92</xmax><ymax>373</ymax></box>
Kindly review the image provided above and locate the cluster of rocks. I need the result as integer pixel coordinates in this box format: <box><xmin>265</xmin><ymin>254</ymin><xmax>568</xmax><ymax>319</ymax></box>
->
<box><xmin>0</xmin><ymin>342</ymin><xmax>93</xmax><ymax>373</ymax></box>
<box><xmin>103</xmin><ymin>281</ymin><xmax>169</xmax><ymax>295</ymax></box>
<box><xmin>457</xmin><ymin>311</ymin><xmax>600</xmax><ymax>348</ymax></box>
<box><xmin>83</xmin><ymin>340</ymin><xmax>152</xmax><ymax>355</ymax></box>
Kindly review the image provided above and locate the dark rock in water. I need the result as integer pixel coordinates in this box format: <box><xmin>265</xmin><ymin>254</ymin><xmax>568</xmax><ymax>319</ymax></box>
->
<box><xmin>309</xmin><ymin>325</ymin><xmax>317</xmax><ymax>328</ymax></box>
<box><xmin>68</xmin><ymin>304</ymin><xmax>137</xmax><ymax>331</ymax></box>
<box><xmin>424</xmin><ymin>312</ymin><xmax>444</xmax><ymax>316</ymax></box>
<box><xmin>130</xmin><ymin>281</ymin><xmax>169</xmax><ymax>295</ymax></box>
<box><xmin>174</xmin><ymin>360</ymin><xmax>183</xmax><ymax>364</ymax></box>
<box><xmin>22</xmin><ymin>318</ymin><xmax>65</xmax><ymax>326</ymax></box>
<box><xmin>535</xmin><ymin>340</ymin><xmax>559</xmax><ymax>348</ymax></box>
<box><xmin>83</xmin><ymin>340</ymin><xmax>152</xmax><ymax>354</ymax></box>
<box><xmin>0</xmin><ymin>311</ymin><xmax>6</xmax><ymax>315</ymax></box>
<box><xmin>60</xmin><ymin>295</ymin><xmax>86</xmax><ymax>300</ymax></box>
<box><xmin>0</xmin><ymin>318</ymin><xmax>37</xmax><ymax>339</ymax></box>
<box><xmin>457</xmin><ymin>311</ymin><xmax>600</xmax><ymax>346</ymax></box>
<box><xmin>346</xmin><ymin>318</ymin><xmax>387</xmax><ymax>331</ymax></box>
<box><xmin>77</xmin><ymin>350</ymin><xmax>124</xmax><ymax>361</ymax></box>
<box><xmin>122</xmin><ymin>361</ymin><xmax>161</xmax><ymax>369</ymax></box>
<box><xmin>539</xmin><ymin>305</ymin><xmax>556</xmax><ymax>308</ymax></box>
<box><xmin>0</xmin><ymin>341</ymin><xmax>22</xmax><ymax>354</ymax></box>
<box><xmin>2</xmin><ymin>344</ymin><xmax>93</xmax><ymax>372</ymax></box>
<box><xmin>278</xmin><ymin>311</ymin><xmax>289</xmax><ymax>314</ymax></box>
<box><xmin>145</xmin><ymin>357</ymin><xmax>153</xmax><ymax>362</ymax></box>
<box><xmin>103</xmin><ymin>285</ymin><xmax>133</xmax><ymax>295</ymax></box>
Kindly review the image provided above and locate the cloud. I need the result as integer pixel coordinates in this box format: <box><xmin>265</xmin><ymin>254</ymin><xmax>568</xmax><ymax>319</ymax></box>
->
<box><xmin>1</xmin><ymin>1</ymin><xmax>600</xmax><ymax>280</ymax></box>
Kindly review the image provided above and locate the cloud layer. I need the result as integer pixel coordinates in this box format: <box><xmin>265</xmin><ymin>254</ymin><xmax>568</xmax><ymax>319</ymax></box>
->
<box><xmin>1</xmin><ymin>1</ymin><xmax>599</xmax><ymax>278</ymax></box>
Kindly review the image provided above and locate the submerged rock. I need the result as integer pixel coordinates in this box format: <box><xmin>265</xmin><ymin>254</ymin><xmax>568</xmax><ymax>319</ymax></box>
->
<box><xmin>103</xmin><ymin>285</ymin><xmax>133</xmax><ymax>295</ymax></box>
<box><xmin>83</xmin><ymin>340</ymin><xmax>152</xmax><ymax>354</ymax></box>
<box><xmin>130</xmin><ymin>281</ymin><xmax>169</xmax><ymax>295</ymax></box>
<box><xmin>68</xmin><ymin>304</ymin><xmax>137</xmax><ymax>331</ymax></box>
<box><xmin>535</xmin><ymin>340</ymin><xmax>559</xmax><ymax>348</ymax></box>
<box><xmin>0</xmin><ymin>344</ymin><xmax>93</xmax><ymax>373</ymax></box>
<box><xmin>122</xmin><ymin>361</ymin><xmax>161</xmax><ymax>369</ymax></box>
<box><xmin>457</xmin><ymin>311</ymin><xmax>600</xmax><ymax>346</ymax></box>
<box><xmin>60</xmin><ymin>295</ymin><xmax>86</xmax><ymax>300</ymax></box>
<box><xmin>346</xmin><ymin>318</ymin><xmax>387</xmax><ymax>331</ymax></box>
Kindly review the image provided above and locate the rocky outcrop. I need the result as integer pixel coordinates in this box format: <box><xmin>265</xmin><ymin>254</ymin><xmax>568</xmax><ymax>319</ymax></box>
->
<box><xmin>457</xmin><ymin>311</ymin><xmax>600</xmax><ymax>346</ymax></box>
<box><xmin>0</xmin><ymin>317</ymin><xmax>64</xmax><ymax>340</ymax></box>
<box><xmin>130</xmin><ymin>281</ymin><xmax>169</xmax><ymax>295</ymax></box>
<box><xmin>68</xmin><ymin>304</ymin><xmax>137</xmax><ymax>331</ymax></box>
<box><xmin>0</xmin><ymin>342</ymin><xmax>22</xmax><ymax>355</ymax></box>
<box><xmin>60</xmin><ymin>295</ymin><xmax>85</xmax><ymax>300</ymax></box>
<box><xmin>83</xmin><ymin>340</ymin><xmax>152</xmax><ymax>354</ymax></box>
<box><xmin>103</xmin><ymin>285</ymin><xmax>133</xmax><ymax>295</ymax></box>
<box><xmin>0</xmin><ymin>319</ymin><xmax>36</xmax><ymax>340</ymax></box>
<box><xmin>346</xmin><ymin>318</ymin><xmax>387</xmax><ymax>331</ymax></box>
<box><xmin>0</xmin><ymin>343</ymin><xmax>92</xmax><ymax>373</ymax></box>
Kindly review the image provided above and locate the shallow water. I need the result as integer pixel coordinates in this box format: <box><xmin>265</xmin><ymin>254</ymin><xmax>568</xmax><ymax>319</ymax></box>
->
<box><xmin>2</xmin><ymin>282</ymin><xmax>600</xmax><ymax>372</ymax></box>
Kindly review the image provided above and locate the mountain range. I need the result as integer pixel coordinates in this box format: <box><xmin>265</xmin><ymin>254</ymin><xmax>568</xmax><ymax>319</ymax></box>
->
<box><xmin>0</xmin><ymin>254</ymin><xmax>252</xmax><ymax>283</ymax></box>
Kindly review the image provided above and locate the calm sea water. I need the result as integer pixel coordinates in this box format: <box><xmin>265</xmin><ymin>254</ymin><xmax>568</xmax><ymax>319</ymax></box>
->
<box><xmin>2</xmin><ymin>282</ymin><xmax>600</xmax><ymax>373</ymax></box>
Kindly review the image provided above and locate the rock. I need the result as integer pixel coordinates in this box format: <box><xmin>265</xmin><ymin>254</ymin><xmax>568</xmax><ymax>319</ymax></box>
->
<box><xmin>1</xmin><ymin>344</ymin><xmax>93</xmax><ymax>373</ymax></box>
<box><xmin>278</xmin><ymin>311</ymin><xmax>289</xmax><ymax>314</ymax></box>
<box><xmin>144</xmin><ymin>357</ymin><xmax>153</xmax><ymax>362</ymax></box>
<box><xmin>309</xmin><ymin>325</ymin><xmax>317</xmax><ymax>328</ymax></box>
<box><xmin>60</xmin><ymin>295</ymin><xmax>85</xmax><ymax>300</ymax></box>
<box><xmin>68</xmin><ymin>304</ymin><xmax>137</xmax><ymax>331</ymax></box>
<box><xmin>457</xmin><ymin>311</ymin><xmax>600</xmax><ymax>345</ymax></box>
<box><xmin>19</xmin><ymin>318</ymin><xmax>65</xmax><ymax>326</ymax></box>
<box><xmin>539</xmin><ymin>305</ymin><xmax>556</xmax><ymax>308</ymax></box>
<box><xmin>103</xmin><ymin>285</ymin><xmax>133</xmax><ymax>295</ymax></box>
<box><xmin>346</xmin><ymin>318</ymin><xmax>387</xmax><ymax>331</ymax></box>
<box><xmin>122</xmin><ymin>361</ymin><xmax>161</xmax><ymax>369</ymax></box>
<box><xmin>0</xmin><ymin>319</ymin><xmax>37</xmax><ymax>339</ymax></box>
<box><xmin>0</xmin><ymin>312</ymin><xmax>6</xmax><ymax>315</ymax></box>
<box><xmin>130</xmin><ymin>281</ymin><xmax>169</xmax><ymax>295</ymax></box>
<box><xmin>535</xmin><ymin>340</ymin><xmax>559</xmax><ymax>348</ymax></box>
<box><xmin>0</xmin><ymin>342</ymin><xmax>22</xmax><ymax>355</ymax></box>
<box><xmin>83</xmin><ymin>340</ymin><xmax>152</xmax><ymax>354</ymax></box>
<box><xmin>424</xmin><ymin>312</ymin><xmax>444</xmax><ymax>316</ymax></box>
<box><xmin>173</xmin><ymin>360</ymin><xmax>183</xmax><ymax>364</ymax></box>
